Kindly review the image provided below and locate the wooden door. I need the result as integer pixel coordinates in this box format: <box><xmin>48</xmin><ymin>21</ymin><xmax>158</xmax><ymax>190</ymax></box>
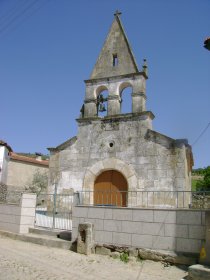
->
<box><xmin>94</xmin><ymin>170</ymin><xmax>127</xmax><ymax>207</ymax></box>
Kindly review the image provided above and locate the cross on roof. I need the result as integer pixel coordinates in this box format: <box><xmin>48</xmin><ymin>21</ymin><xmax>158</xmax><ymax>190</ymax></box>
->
<box><xmin>114</xmin><ymin>10</ymin><xmax>122</xmax><ymax>17</ymax></box>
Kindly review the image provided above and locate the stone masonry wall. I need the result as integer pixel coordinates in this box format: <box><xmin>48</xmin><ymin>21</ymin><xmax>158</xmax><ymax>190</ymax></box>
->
<box><xmin>49</xmin><ymin>115</ymin><xmax>191</xmax><ymax>195</ymax></box>
<box><xmin>72</xmin><ymin>206</ymin><xmax>206</xmax><ymax>254</ymax></box>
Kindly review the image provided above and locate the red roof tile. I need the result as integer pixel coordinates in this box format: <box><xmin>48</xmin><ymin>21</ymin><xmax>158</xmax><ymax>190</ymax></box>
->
<box><xmin>10</xmin><ymin>152</ymin><xmax>49</xmax><ymax>166</ymax></box>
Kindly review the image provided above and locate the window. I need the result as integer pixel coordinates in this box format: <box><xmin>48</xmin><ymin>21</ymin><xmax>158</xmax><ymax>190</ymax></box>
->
<box><xmin>113</xmin><ymin>54</ymin><xmax>118</xmax><ymax>67</ymax></box>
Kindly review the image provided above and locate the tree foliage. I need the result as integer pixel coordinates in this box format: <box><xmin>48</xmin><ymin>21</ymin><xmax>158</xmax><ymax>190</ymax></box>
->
<box><xmin>196</xmin><ymin>166</ymin><xmax>210</xmax><ymax>191</ymax></box>
<box><xmin>25</xmin><ymin>170</ymin><xmax>48</xmax><ymax>195</ymax></box>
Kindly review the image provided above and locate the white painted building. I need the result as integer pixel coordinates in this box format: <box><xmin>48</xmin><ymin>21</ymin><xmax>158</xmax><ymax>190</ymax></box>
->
<box><xmin>0</xmin><ymin>140</ymin><xmax>12</xmax><ymax>185</ymax></box>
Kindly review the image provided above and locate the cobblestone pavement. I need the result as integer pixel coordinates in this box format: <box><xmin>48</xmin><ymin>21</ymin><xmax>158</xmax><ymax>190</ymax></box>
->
<box><xmin>0</xmin><ymin>236</ymin><xmax>188</xmax><ymax>280</ymax></box>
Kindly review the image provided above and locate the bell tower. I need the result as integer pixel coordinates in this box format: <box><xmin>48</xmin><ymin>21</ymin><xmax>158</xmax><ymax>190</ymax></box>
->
<box><xmin>81</xmin><ymin>11</ymin><xmax>151</xmax><ymax>122</ymax></box>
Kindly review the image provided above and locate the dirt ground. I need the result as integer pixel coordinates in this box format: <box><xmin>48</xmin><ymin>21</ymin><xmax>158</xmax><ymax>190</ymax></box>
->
<box><xmin>0</xmin><ymin>235</ymin><xmax>188</xmax><ymax>280</ymax></box>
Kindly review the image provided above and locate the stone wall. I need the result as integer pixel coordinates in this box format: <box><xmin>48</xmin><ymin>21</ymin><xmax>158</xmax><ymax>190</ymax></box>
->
<box><xmin>0</xmin><ymin>193</ymin><xmax>36</xmax><ymax>234</ymax></box>
<box><xmin>49</xmin><ymin>115</ymin><xmax>192</xmax><ymax>196</ymax></box>
<box><xmin>72</xmin><ymin>206</ymin><xmax>207</xmax><ymax>254</ymax></box>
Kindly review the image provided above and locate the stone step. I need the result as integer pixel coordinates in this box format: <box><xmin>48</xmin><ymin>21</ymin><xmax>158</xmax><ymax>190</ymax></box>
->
<box><xmin>29</xmin><ymin>227</ymin><xmax>72</xmax><ymax>241</ymax></box>
<box><xmin>29</xmin><ymin>227</ymin><xmax>60</xmax><ymax>237</ymax></box>
<box><xmin>0</xmin><ymin>230</ymin><xmax>73</xmax><ymax>250</ymax></box>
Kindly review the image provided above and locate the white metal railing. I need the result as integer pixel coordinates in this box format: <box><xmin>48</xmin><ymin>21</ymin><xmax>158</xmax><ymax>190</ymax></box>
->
<box><xmin>35</xmin><ymin>193</ymin><xmax>74</xmax><ymax>230</ymax></box>
<box><xmin>76</xmin><ymin>190</ymin><xmax>210</xmax><ymax>209</ymax></box>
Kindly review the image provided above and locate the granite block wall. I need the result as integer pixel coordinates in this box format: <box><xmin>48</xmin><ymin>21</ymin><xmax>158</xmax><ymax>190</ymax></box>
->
<box><xmin>72</xmin><ymin>206</ymin><xmax>207</xmax><ymax>254</ymax></box>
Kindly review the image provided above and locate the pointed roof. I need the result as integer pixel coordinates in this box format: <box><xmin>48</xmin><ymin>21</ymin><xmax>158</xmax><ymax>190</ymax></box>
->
<box><xmin>90</xmin><ymin>12</ymin><xmax>139</xmax><ymax>79</ymax></box>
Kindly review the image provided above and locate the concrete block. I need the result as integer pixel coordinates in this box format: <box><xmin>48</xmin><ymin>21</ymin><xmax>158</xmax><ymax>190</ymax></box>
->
<box><xmin>21</xmin><ymin>198</ymin><xmax>36</xmax><ymax>208</ymax></box>
<box><xmin>113</xmin><ymin>232</ymin><xmax>131</xmax><ymax>246</ymax></box>
<box><xmin>165</xmin><ymin>224</ymin><xmax>188</xmax><ymax>238</ymax></box>
<box><xmin>121</xmin><ymin>221</ymin><xmax>142</xmax><ymax>234</ymax></box>
<box><xmin>176</xmin><ymin>238</ymin><xmax>201</xmax><ymax>253</ymax></box>
<box><xmin>20</xmin><ymin>207</ymin><xmax>36</xmax><ymax>217</ymax></box>
<box><xmin>154</xmin><ymin>210</ymin><xmax>176</xmax><ymax>223</ymax></box>
<box><xmin>0</xmin><ymin>213</ymin><xmax>20</xmax><ymax>224</ymax></box>
<box><xmin>0</xmin><ymin>221</ymin><xmax>19</xmax><ymax>233</ymax></box>
<box><xmin>0</xmin><ymin>205</ymin><xmax>21</xmax><ymax>215</ymax></box>
<box><xmin>104</xmin><ymin>220</ymin><xmax>121</xmax><ymax>232</ymax></box>
<box><xmin>72</xmin><ymin>217</ymin><xmax>80</xmax><ymax>229</ymax></box>
<box><xmin>142</xmin><ymin>222</ymin><xmax>164</xmax><ymax>236</ymax></box>
<box><xmin>104</xmin><ymin>208</ymin><xmax>112</xmax><ymax>219</ymax></box>
<box><xmin>177</xmin><ymin>211</ymin><xmax>202</xmax><ymax>225</ymax></box>
<box><xmin>88</xmin><ymin>207</ymin><xmax>105</xmax><ymax>219</ymax></box>
<box><xmin>132</xmin><ymin>234</ymin><xmax>153</xmax><ymax>248</ymax></box>
<box><xmin>95</xmin><ymin>230</ymin><xmax>113</xmax><ymax>244</ymax></box>
<box><xmin>79</xmin><ymin>217</ymin><xmax>85</xmax><ymax>223</ymax></box>
<box><xmin>133</xmin><ymin>209</ymin><xmax>153</xmax><ymax>222</ymax></box>
<box><xmin>72</xmin><ymin>206</ymin><xmax>88</xmax><ymax>218</ymax></box>
<box><xmin>20</xmin><ymin>216</ymin><xmax>35</xmax><ymax>225</ymax></box>
<box><xmin>19</xmin><ymin>224</ymin><xmax>31</xmax><ymax>234</ymax></box>
<box><xmin>189</xmin><ymin>225</ymin><xmax>206</xmax><ymax>239</ymax></box>
<box><xmin>85</xmin><ymin>218</ymin><xmax>103</xmax><ymax>231</ymax></box>
<box><xmin>112</xmin><ymin>209</ymin><xmax>132</xmax><ymax>221</ymax></box>
<box><xmin>152</xmin><ymin>236</ymin><xmax>176</xmax><ymax>250</ymax></box>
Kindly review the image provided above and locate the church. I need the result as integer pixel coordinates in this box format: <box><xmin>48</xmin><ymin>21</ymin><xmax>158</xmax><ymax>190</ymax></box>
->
<box><xmin>48</xmin><ymin>12</ymin><xmax>193</xmax><ymax>207</ymax></box>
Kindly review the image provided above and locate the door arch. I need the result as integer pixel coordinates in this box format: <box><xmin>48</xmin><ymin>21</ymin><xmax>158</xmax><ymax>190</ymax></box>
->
<box><xmin>94</xmin><ymin>170</ymin><xmax>128</xmax><ymax>207</ymax></box>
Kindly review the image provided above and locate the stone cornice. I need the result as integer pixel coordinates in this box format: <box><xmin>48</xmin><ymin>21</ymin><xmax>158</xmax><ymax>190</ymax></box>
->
<box><xmin>107</xmin><ymin>95</ymin><xmax>120</xmax><ymax>101</ymax></box>
<box><xmin>85</xmin><ymin>72</ymin><xmax>148</xmax><ymax>85</ymax></box>
<box><xmin>76</xmin><ymin>111</ymin><xmax>155</xmax><ymax>124</ymax></box>
<box><xmin>132</xmin><ymin>92</ymin><xmax>146</xmax><ymax>99</ymax></box>
<box><xmin>84</xmin><ymin>98</ymin><xmax>96</xmax><ymax>104</ymax></box>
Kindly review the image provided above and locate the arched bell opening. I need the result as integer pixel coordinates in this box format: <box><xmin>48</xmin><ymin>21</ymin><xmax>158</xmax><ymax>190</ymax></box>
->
<box><xmin>94</xmin><ymin>170</ymin><xmax>128</xmax><ymax>207</ymax></box>
<box><xmin>96</xmin><ymin>86</ymin><xmax>109</xmax><ymax>117</ymax></box>
<box><xmin>119</xmin><ymin>82</ymin><xmax>133</xmax><ymax>114</ymax></box>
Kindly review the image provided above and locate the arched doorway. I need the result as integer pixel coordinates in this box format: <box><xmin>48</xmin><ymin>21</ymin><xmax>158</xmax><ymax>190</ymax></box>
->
<box><xmin>94</xmin><ymin>170</ymin><xmax>128</xmax><ymax>207</ymax></box>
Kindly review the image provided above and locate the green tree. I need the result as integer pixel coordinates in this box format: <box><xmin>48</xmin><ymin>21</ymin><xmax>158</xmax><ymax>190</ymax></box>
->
<box><xmin>25</xmin><ymin>170</ymin><xmax>48</xmax><ymax>195</ymax></box>
<box><xmin>196</xmin><ymin>166</ymin><xmax>210</xmax><ymax>191</ymax></box>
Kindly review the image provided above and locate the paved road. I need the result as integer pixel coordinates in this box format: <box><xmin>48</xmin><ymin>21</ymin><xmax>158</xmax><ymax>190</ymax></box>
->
<box><xmin>0</xmin><ymin>236</ymin><xmax>188</xmax><ymax>280</ymax></box>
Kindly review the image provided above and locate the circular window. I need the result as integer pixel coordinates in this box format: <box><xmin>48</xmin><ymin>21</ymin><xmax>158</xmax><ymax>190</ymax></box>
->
<box><xmin>109</xmin><ymin>142</ymin><xmax>114</xmax><ymax>148</ymax></box>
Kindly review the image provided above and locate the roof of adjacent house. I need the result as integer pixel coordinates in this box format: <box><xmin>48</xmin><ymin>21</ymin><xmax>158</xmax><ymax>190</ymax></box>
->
<box><xmin>10</xmin><ymin>152</ymin><xmax>49</xmax><ymax>167</ymax></box>
<box><xmin>0</xmin><ymin>140</ymin><xmax>13</xmax><ymax>152</ymax></box>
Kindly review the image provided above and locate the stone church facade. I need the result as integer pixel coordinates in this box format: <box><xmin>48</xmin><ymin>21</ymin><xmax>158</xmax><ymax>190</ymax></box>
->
<box><xmin>48</xmin><ymin>13</ymin><xmax>193</xmax><ymax>207</ymax></box>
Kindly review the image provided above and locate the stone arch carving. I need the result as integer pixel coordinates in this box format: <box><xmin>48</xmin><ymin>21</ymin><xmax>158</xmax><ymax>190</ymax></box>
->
<box><xmin>83</xmin><ymin>158</ymin><xmax>138</xmax><ymax>191</ymax></box>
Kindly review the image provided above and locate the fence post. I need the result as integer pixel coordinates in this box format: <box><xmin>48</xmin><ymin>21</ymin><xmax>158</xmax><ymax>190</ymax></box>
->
<box><xmin>52</xmin><ymin>182</ymin><xmax>58</xmax><ymax>229</ymax></box>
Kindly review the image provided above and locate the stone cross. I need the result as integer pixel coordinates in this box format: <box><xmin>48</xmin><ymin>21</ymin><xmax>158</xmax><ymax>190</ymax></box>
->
<box><xmin>114</xmin><ymin>10</ymin><xmax>122</xmax><ymax>17</ymax></box>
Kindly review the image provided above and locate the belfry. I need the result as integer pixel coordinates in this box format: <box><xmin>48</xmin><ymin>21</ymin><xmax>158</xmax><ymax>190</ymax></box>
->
<box><xmin>83</xmin><ymin>11</ymin><xmax>148</xmax><ymax>118</ymax></box>
<box><xmin>48</xmin><ymin>12</ymin><xmax>193</xmax><ymax>207</ymax></box>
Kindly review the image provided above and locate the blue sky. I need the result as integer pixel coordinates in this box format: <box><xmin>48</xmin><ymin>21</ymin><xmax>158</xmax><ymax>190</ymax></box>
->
<box><xmin>1</xmin><ymin>0</ymin><xmax>209</xmax><ymax>168</ymax></box>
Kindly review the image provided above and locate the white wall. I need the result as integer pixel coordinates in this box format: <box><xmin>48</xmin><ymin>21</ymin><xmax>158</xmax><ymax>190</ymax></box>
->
<box><xmin>0</xmin><ymin>193</ymin><xmax>36</xmax><ymax>234</ymax></box>
<box><xmin>0</xmin><ymin>146</ymin><xmax>9</xmax><ymax>185</ymax></box>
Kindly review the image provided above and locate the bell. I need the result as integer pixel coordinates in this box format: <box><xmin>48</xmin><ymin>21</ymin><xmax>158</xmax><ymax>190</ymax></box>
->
<box><xmin>99</xmin><ymin>103</ymin><xmax>106</xmax><ymax>112</ymax></box>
